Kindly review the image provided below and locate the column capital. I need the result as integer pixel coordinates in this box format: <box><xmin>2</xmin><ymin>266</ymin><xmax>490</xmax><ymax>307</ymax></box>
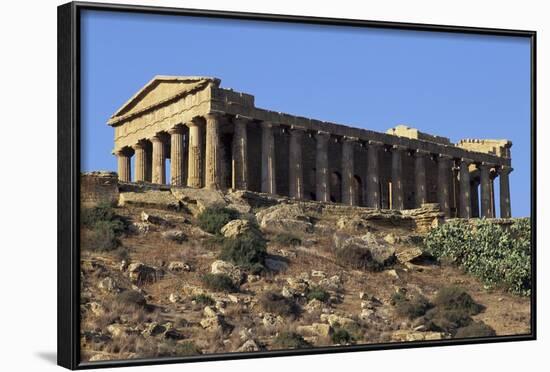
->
<box><xmin>414</xmin><ymin>149</ymin><xmax>430</xmax><ymax>158</ymax></box>
<box><xmin>391</xmin><ymin>144</ymin><xmax>407</xmax><ymax>152</ymax></box>
<box><xmin>460</xmin><ymin>157</ymin><xmax>474</xmax><ymax>165</ymax></box>
<box><xmin>204</xmin><ymin>111</ymin><xmax>224</xmax><ymax>121</ymax></box>
<box><xmin>477</xmin><ymin>162</ymin><xmax>494</xmax><ymax>171</ymax></box>
<box><xmin>315</xmin><ymin>130</ymin><xmax>331</xmax><ymax>139</ymax></box>
<box><xmin>343</xmin><ymin>135</ymin><xmax>359</xmax><ymax>143</ymax></box>
<box><xmin>261</xmin><ymin>120</ymin><xmax>278</xmax><ymax>129</ymax></box>
<box><xmin>234</xmin><ymin>114</ymin><xmax>252</xmax><ymax>125</ymax></box>
<box><xmin>150</xmin><ymin>135</ymin><xmax>164</xmax><ymax>144</ymax></box>
<box><xmin>167</xmin><ymin>126</ymin><xmax>185</xmax><ymax>135</ymax></box>
<box><xmin>115</xmin><ymin>147</ymin><xmax>132</xmax><ymax>156</ymax></box>
<box><xmin>368</xmin><ymin>140</ymin><xmax>384</xmax><ymax>148</ymax></box>
<box><xmin>438</xmin><ymin>153</ymin><xmax>453</xmax><ymax>161</ymax></box>
<box><xmin>132</xmin><ymin>141</ymin><xmax>147</xmax><ymax>151</ymax></box>
<box><xmin>498</xmin><ymin>165</ymin><xmax>513</xmax><ymax>175</ymax></box>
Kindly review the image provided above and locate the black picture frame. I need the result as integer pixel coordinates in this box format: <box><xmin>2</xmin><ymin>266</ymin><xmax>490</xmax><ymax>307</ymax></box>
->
<box><xmin>58</xmin><ymin>1</ymin><xmax>537</xmax><ymax>369</ymax></box>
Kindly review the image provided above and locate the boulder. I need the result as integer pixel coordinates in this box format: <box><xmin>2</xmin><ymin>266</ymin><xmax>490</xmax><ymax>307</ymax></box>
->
<box><xmin>211</xmin><ymin>260</ymin><xmax>244</xmax><ymax>286</ymax></box>
<box><xmin>161</xmin><ymin>230</ymin><xmax>187</xmax><ymax>243</ymax></box>
<box><xmin>142</xmin><ymin>322</ymin><xmax>166</xmax><ymax>337</ymax></box>
<box><xmin>333</xmin><ymin>232</ymin><xmax>396</xmax><ymax>269</ymax></box>
<box><xmin>237</xmin><ymin>339</ymin><xmax>260</xmax><ymax>352</ymax></box>
<box><xmin>391</xmin><ymin>330</ymin><xmax>446</xmax><ymax>342</ymax></box>
<box><xmin>320</xmin><ymin>314</ymin><xmax>357</xmax><ymax>328</ymax></box>
<box><xmin>318</xmin><ymin>275</ymin><xmax>342</xmax><ymax>292</ymax></box>
<box><xmin>262</xmin><ymin>313</ymin><xmax>284</xmax><ymax>328</ymax></box>
<box><xmin>336</xmin><ymin>216</ymin><xmax>370</xmax><ymax>233</ymax></box>
<box><xmin>255</xmin><ymin>204</ymin><xmax>313</xmax><ymax>233</ymax></box>
<box><xmin>297</xmin><ymin>323</ymin><xmax>333</xmax><ymax>337</ymax></box>
<box><xmin>167</xmin><ymin>261</ymin><xmax>191</xmax><ymax>272</ymax></box>
<box><xmin>97</xmin><ymin>277</ymin><xmax>120</xmax><ymax>293</ymax></box>
<box><xmin>87</xmin><ymin>302</ymin><xmax>106</xmax><ymax>316</ymax></box>
<box><xmin>220</xmin><ymin>219</ymin><xmax>262</xmax><ymax>240</ymax></box>
<box><xmin>127</xmin><ymin>262</ymin><xmax>162</xmax><ymax>284</ymax></box>
<box><xmin>396</xmin><ymin>247</ymin><xmax>424</xmax><ymax>264</ymax></box>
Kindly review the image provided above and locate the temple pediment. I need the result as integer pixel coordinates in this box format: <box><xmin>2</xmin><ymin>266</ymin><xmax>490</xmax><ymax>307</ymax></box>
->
<box><xmin>108</xmin><ymin>76</ymin><xmax>220</xmax><ymax>125</ymax></box>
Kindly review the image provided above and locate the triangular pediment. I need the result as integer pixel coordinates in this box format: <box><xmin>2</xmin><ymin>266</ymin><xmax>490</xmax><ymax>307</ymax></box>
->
<box><xmin>109</xmin><ymin>76</ymin><xmax>220</xmax><ymax>125</ymax></box>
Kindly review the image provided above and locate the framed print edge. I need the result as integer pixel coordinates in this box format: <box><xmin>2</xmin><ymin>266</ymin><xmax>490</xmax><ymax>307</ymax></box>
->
<box><xmin>57</xmin><ymin>1</ymin><xmax>537</xmax><ymax>370</ymax></box>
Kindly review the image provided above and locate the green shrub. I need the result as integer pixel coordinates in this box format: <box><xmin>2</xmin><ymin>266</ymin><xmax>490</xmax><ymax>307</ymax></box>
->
<box><xmin>433</xmin><ymin>286</ymin><xmax>483</xmax><ymax>316</ymax></box>
<box><xmin>119</xmin><ymin>290</ymin><xmax>147</xmax><ymax>307</ymax></box>
<box><xmin>201</xmin><ymin>273</ymin><xmax>238</xmax><ymax>293</ymax></box>
<box><xmin>391</xmin><ymin>292</ymin><xmax>431</xmax><ymax>320</ymax></box>
<box><xmin>191</xmin><ymin>294</ymin><xmax>215</xmax><ymax>306</ymax></box>
<box><xmin>259</xmin><ymin>291</ymin><xmax>299</xmax><ymax>317</ymax></box>
<box><xmin>455</xmin><ymin>321</ymin><xmax>496</xmax><ymax>338</ymax></box>
<box><xmin>306</xmin><ymin>286</ymin><xmax>330</xmax><ymax>303</ymax></box>
<box><xmin>272</xmin><ymin>233</ymin><xmax>302</xmax><ymax>247</ymax></box>
<box><xmin>157</xmin><ymin>340</ymin><xmax>201</xmax><ymax>357</ymax></box>
<box><xmin>197</xmin><ymin>206</ymin><xmax>239</xmax><ymax>235</ymax></box>
<box><xmin>331</xmin><ymin>328</ymin><xmax>353</xmax><ymax>344</ymax></box>
<box><xmin>424</xmin><ymin>219</ymin><xmax>531</xmax><ymax>295</ymax></box>
<box><xmin>81</xmin><ymin>203</ymin><xmax>126</xmax><ymax>252</ymax></box>
<box><xmin>273</xmin><ymin>332</ymin><xmax>310</xmax><ymax>349</ymax></box>
<box><xmin>219</xmin><ymin>232</ymin><xmax>267</xmax><ymax>273</ymax></box>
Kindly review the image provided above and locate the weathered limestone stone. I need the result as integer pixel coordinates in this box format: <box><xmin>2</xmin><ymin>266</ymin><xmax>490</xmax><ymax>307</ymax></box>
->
<box><xmin>151</xmin><ymin>135</ymin><xmax>166</xmax><ymax>185</ymax></box>
<box><xmin>499</xmin><ymin>166</ymin><xmax>512</xmax><ymax>218</ymax></box>
<box><xmin>341</xmin><ymin>137</ymin><xmax>356</xmax><ymax>206</ymax></box>
<box><xmin>116</xmin><ymin>149</ymin><xmax>131</xmax><ymax>182</ymax></box>
<box><xmin>289</xmin><ymin>128</ymin><xmax>304</xmax><ymax>199</ymax></box>
<box><xmin>366</xmin><ymin>141</ymin><xmax>382</xmax><ymax>208</ymax></box>
<box><xmin>81</xmin><ymin>172</ymin><xmax>119</xmax><ymax>207</ymax></box>
<box><xmin>169</xmin><ymin>126</ymin><xmax>186</xmax><ymax>186</ymax></box>
<box><xmin>132</xmin><ymin>142</ymin><xmax>146</xmax><ymax>182</ymax></box>
<box><xmin>437</xmin><ymin>154</ymin><xmax>452</xmax><ymax>217</ymax></box>
<box><xmin>479</xmin><ymin>163</ymin><xmax>493</xmax><ymax>218</ymax></box>
<box><xmin>315</xmin><ymin>131</ymin><xmax>330</xmax><ymax>202</ymax></box>
<box><xmin>459</xmin><ymin>158</ymin><xmax>472</xmax><ymax>218</ymax></box>
<box><xmin>261</xmin><ymin>121</ymin><xmax>277</xmax><ymax>194</ymax></box>
<box><xmin>232</xmin><ymin>115</ymin><xmax>249</xmax><ymax>190</ymax></box>
<box><xmin>391</xmin><ymin>145</ymin><xmax>405</xmax><ymax>210</ymax></box>
<box><xmin>205</xmin><ymin>112</ymin><xmax>224</xmax><ymax>190</ymax></box>
<box><xmin>414</xmin><ymin>150</ymin><xmax>428</xmax><ymax>207</ymax></box>
<box><xmin>186</xmin><ymin>119</ymin><xmax>203</xmax><ymax>188</ymax></box>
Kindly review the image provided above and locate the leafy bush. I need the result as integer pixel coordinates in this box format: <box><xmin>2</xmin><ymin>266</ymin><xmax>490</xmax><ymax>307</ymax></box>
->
<box><xmin>81</xmin><ymin>203</ymin><xmax>126</xmax><ymax>252</ymax></box>
<box><xmin>259</xmin><ymin>291</ymin><xmax>299</xmax><ymax>317</ymax></box>
<box><xmin>422</xmin><ymin>287</ymin><xmax>483</xmax><ymax>335</ymax></box>
<box><xmin>455</xmin><ymin>321</ymin><xmax>496</xmax><ymax>338</ymax></box>
<box><xmin>433</xmin><ymin>286</ymin><xmax>483</xmax><ymax>315</ymax></box>
<box><xmin>201</xmin><ymin>273</ymin><xmax>238</xmax><ymax>293</ymax></box>
<box><xmin>197</xmin><ymin>206</ymin><xmax>239</xmax><ymax>235</ymax></box>
<box><xmin>272</xmin><ymin>233</ymin><xmax>302</xmax><ymax>247</ymax></box>
<box><xmin>424</xmin><ymin>219</ymin><xmax>531</xmax><ymax>295</ymax></box>
<box><xmin>273</xmin><ymin>332</ymin><xmax>310</xmax><ymax>349</ymax></box>
<box><xmin>157</xmin><ymin>340</ymin><xmax>201</xmax><ymax>357</ymax></box>
<box><xmin>219</xmin><ymin>232</ymin><xmax>267</xmax><ymax>273</ymax></box>
<box><xmin>306</xmin><ymin>286</ymin><xmax>330</xmax><ymax>303</ymax></box>
<box><xmin>119</xmin><ymin>290</ymin><xmax>147</xmax><ymax>307</ymax></box>
<box><xmin>331</xmin><ymin>328</ymin><xmax>353</xmax><ymax>344</ymax></box>
<box><xmin>391</xmin><ymin>292</ymin><xmax>432</xmax><ymax>320</ymax></box>
<box><xmin>191</xmin><ymin>294</ymin><xmax>215</xmax><ymax>306</ymax></box>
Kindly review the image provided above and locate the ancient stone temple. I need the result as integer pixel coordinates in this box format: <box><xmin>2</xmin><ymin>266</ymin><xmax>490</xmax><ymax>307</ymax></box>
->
<box><xmin>108</xmin><ymin>76</ymin><xmax>513</xmax><ymax>218</ymax></box>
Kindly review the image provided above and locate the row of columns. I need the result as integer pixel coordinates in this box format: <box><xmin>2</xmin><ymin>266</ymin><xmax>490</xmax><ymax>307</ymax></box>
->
<box><xmin>115</xmin><ymin>113</ymin><xmax>512</xmax><ymax>219</ymax></box>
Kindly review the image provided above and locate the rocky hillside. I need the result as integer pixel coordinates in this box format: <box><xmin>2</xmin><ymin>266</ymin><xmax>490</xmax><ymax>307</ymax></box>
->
<box><xmin>79</xmin><ymin>187</ymin><xmax>531</xmax><ymax>362</ymax></box>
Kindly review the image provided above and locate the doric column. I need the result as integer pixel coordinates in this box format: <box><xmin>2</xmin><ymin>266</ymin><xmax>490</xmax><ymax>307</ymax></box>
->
<box><xmin>341</xmin><ymin>137</ymin><xmax>356</xmax><ymax>205</ymax></box>
<box><xmin>151</xmin><ymin>135</ymin><xmax>166</xmax><ymax>185</ymax></box>
<box><xmin>315</xmin><ymin>131</ymin><xmax>330</xmax><ymax>202</ymax></box>
<box><xmin>169</xmin><ymin>127</ymin><xmax>185</xmax><ymax>186</ymax></box>
<box><xmin>479</xmin><ymin>163</ymin><xmax>493</xmax><ymax>218</ymax></box>
<box><xmin>261</xmin><ymin>121</ymin><xmax>277</xmax><ymax>194</ymax></box>
<box><xmin>289</xmin><ymin>128</ymin><xmax>304</xmax><ymax>199</ymax></box>
<box><xmin>232</xmin><ymin>115</ymin><xmax>249</xmax><ymax>190</ymax></box>
<box><xmin>116</xmin><ymin>149</ymin><xmax>131</xmax><ymax>182</ymax></box>
<box><xmin>132</xmin><ymin>142</ymin><xmax>146</xmax><ymax>182</ymax></box>
<box><xmin>204</xmin><ymin>112</ymin><xmax>224</xmax><ymax>190</ymax></box>
<box><xmin>391</xmin><ymin>145</ymin><xmax>405</xmax><ymax>210</ymax></box>
<box><xmin>437</xmin><ymin>154</ymin><xmax>452</xmax><ymax>217</ymax></box>
<box><xmin>414</xmin><ymin>150</ymin><xmax>429</xmax><ymax>207</ymax></box>
<box><xmin>186</xmin><ymin>119</ymin><xmax>202</xmax><ymax>188</ymax></box>
<box><xmin>366</xmin><ymin>140</ymin><xmax>382</xmax><ymax>208</ymax></box>
<box><xmin>458</xmin><ymin>158</ymin><xmax>473</xmax><ymax>218</ymax></box>
<box><xmin>499</xmin><ymin>166</ymin><xmax>512</xmax><ymax>218</ymax></box>
<box><xmin>470</xmin><ymin>179</ymin><xmax>480</xmax><ymax>218</ymax></box>
<box><xmin>145</xmin><ymin>145</ymin><xmax>152</xmax><ymax>182</ymax></box>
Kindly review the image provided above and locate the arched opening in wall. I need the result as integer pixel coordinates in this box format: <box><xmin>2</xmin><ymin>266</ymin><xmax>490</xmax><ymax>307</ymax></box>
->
<box><xmin>353</xmin><ymin>175</ymin><xmax>363</xmax><ymax>206</ymax></box>
<box><xmin>330</xmin><ymin>171</ymin><xmax>342</xmax><ymax>203</ymax></box>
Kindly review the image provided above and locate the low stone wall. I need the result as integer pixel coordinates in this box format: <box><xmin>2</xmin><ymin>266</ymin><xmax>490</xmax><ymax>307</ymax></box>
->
<box><xmin>81</xmin><ymin>172</ymin><xmax>119</xmax><ymax>208</ymax></box>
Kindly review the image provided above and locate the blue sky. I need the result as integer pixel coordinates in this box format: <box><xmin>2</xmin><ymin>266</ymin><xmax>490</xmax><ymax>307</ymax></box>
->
<box><xmin>81</xmin><ymin>10</ymin><xmax>532</xmax><ymax>217</ymax></box>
